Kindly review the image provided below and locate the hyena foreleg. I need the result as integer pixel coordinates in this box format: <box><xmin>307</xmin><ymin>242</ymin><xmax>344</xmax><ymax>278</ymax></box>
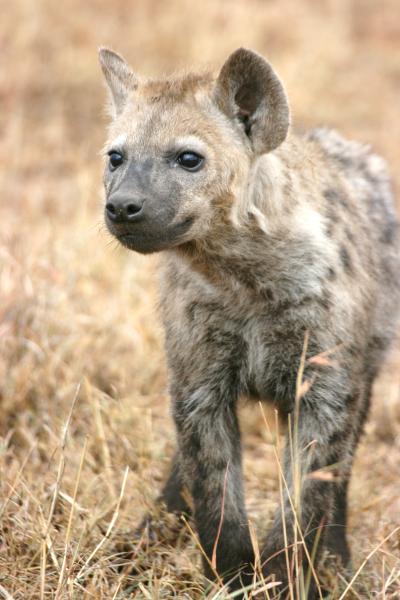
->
<box><xmin>136</xmin><ymin>453</ymin><xmax>191</xmax><ymax>543</ymax></box>
<box><xmin>172</xmin><ymin>383</ymin><xmax>255</xmax><ymax>589</ymax></box>
<box><xmin>324</xmin><ymin>380</ymin><xmax>373</xmax><ymax>567</ymax></box>
<box><xmin>262</xmin><ymin>381</ymin><xmax>363</xmax><ymax>591</ymax></box>
<box><xmin>159</xmin><ymin>453</ymin><xmax>191</xmax><ymax>515</ymax></box>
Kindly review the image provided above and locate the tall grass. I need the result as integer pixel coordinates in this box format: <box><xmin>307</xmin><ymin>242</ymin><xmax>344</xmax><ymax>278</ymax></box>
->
<box><xmin>0</xmin><ymin>0</ymin><xmax>399</xmax><ymax>597</ymax></box>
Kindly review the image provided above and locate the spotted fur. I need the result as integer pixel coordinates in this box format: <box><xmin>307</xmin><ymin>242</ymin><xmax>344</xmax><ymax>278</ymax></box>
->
<box><xmin>99</xmin><ymin>47</ymin><xmax>400</xmax><ymax>596</ymax></box>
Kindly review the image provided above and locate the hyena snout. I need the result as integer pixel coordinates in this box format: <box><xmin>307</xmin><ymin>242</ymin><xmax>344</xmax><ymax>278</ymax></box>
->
<box><xmin>105</xmin><ymin>193</ymin><xmax>145</xmax><ymax>223</ymax></box>
<box><xmin>104</xmin><ymin>183</ymin><xmax>195</xmax><ymax>254</ymax></box>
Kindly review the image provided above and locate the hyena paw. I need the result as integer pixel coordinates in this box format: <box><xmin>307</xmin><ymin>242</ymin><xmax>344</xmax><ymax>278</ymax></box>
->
<box><xmin>109</xmin><ymin>509</ymin><xmax>189</xmax><ymax>574</ymax></box>
<box><xmin>135</xmin><ymin>507</ymin><xmax>189</xmax><ymax>545</ymax></box>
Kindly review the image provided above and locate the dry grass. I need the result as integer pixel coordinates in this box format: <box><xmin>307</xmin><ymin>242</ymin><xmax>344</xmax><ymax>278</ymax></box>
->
<box><xmin>1</xmin><ymin>0</ymin><xmax>400</xmax><ymax>597</ymax></box>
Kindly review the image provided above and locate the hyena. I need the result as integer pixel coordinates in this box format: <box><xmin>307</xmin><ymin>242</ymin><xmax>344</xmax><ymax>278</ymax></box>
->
<box><xmin>99</xmin><ymin>47</ymin><xmax>400</xmax><ymax>595</ymax></box>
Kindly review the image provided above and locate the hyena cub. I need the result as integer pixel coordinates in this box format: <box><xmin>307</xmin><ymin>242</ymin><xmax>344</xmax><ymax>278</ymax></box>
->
<box><xmin>99</xmin><ymin>47</ymin><xmax>400</xmax><ymax>594</ymax></box>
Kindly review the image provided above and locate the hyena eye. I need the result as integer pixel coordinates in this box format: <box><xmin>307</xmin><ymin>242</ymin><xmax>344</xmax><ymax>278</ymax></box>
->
<box><xmin>176</xmin><ymin>151</ymin><xmax>204</xmax><ymax>172</ymax></box>
<box><xmin>108</xmin><ymin>151</ymin><xmax>124</xmax><ymax>170</ymax></box>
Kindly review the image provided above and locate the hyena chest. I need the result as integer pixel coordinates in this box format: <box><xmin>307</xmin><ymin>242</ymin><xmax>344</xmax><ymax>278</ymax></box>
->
<box><xmin>240</xmin><ymin>316</ymin><xmax>298</xmax><ymax>412</ymax></box>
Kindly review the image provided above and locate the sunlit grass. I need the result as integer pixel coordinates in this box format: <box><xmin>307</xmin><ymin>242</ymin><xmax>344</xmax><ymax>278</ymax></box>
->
<box><xmin>0</xmin><ymin>0</ymin><xmax>400</xmax><ymax>597</ymax></box>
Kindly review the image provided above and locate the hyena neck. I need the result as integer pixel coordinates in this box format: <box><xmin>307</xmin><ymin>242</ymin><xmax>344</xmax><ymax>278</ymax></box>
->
<box><xmin>231</xmin><ymin>148</ymin><xmax>294</xmax><ymax>234</ymax></box>
<box><xmin>176</xmin><ymin>143</ymin><xmax>333</xmax><ymax>305</ymax></box>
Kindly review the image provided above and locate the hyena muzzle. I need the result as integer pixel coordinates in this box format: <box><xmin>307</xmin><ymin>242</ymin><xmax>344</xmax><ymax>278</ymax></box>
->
<box><xmin>99</xmin><ymin>47</ymin><xmax>400</xmax><ymax>596</ymax></box>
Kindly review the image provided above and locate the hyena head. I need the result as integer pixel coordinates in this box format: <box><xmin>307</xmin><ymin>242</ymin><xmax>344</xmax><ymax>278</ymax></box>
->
<box><xmin>99</xmin><ymin>47</ymin><xmax>290</xmax><ymax>253</ymax></box>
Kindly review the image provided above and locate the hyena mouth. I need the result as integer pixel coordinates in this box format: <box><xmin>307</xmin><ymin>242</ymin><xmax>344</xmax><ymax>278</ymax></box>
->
<box><xmin>115</xmin><ymin>217</ymin><xmax>195</xmax><ymax>253</ymax></box>
<box><xmin>116</xmin><ymin>233</ymin><xmax>139</xmax><ymax>250</ymax></box>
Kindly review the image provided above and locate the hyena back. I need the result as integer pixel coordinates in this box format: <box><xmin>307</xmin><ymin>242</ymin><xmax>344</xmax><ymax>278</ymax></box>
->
<box><xmin>99</xmin><ymin>47</ymin><xmax>400</xmax><ymax>595</ymax></box>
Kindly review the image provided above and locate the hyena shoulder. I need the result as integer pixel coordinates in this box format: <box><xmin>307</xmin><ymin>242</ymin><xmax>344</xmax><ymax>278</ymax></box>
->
<box><xmin>306</xmin><ymin>127</ymin><xmax>398</xmax><ymax>244</ymax></box>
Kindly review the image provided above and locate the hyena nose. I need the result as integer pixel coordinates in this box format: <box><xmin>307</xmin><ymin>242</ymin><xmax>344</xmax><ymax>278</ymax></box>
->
<box><xmin>105</xmin><ymin>195</ymin><xmax>145</xmax><ymax>222</ymax></box>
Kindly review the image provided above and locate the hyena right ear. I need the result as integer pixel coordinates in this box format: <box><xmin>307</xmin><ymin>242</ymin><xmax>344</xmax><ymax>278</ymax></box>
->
<box><xmin>98</xmin><ymin>48</ymin><xmax>137</xmax><ymax>117</ymax></box>
<box><xmin>214</xmin><ymin>48</ymin><xmax>290</xmax><ymax>154</ymax></box>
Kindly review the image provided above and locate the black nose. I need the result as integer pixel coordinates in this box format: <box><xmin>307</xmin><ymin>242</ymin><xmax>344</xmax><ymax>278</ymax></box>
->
<box><xmin>105</xmin><ymin>195</ymin><xmax>145</xmax><ymax>222</ymax></box>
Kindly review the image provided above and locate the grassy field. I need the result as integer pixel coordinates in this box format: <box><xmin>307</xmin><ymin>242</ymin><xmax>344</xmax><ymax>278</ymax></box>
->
<box><xmin>0</xmin><ymin>0</ymin><xmax>399</xmax><ymax>597</ymax></box>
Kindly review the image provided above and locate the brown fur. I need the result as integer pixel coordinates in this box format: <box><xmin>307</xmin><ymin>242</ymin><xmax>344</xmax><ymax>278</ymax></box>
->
<box><xmin>99</xmin><ymin>47</ymin><xmax>400</xmax><ymax>597</ymax></box>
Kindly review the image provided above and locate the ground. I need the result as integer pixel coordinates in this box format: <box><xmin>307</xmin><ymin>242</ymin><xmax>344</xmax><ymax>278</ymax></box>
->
<box><xmin>0</xmin><ymin>0</ymin><xmax>399</xmax><ymax>598</ymax></box>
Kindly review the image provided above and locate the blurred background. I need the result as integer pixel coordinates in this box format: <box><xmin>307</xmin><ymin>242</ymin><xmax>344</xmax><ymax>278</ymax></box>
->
<box><xmin>0</xmin><ymin>0</ymin><xmax>399</xmax><ymax>597</ymax></box>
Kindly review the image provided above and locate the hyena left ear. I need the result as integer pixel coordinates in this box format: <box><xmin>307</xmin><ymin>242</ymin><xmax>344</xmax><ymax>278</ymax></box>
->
<box><xmin>98</xmin><ymin>48</ymin><xmax>137</xmax><ymax>117</ymax></box>
<box><xmin>214</xmin><ymin>48</ymin><xmax>290</xmax><ymax>154</ymax></box>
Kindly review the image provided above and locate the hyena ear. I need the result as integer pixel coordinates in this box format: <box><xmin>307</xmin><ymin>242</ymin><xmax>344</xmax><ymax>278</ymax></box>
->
<box><xmin>98</xmin><ymin>48</ymin><xmax>137</xmax><ymax>117</ymax></box>
<box><xmin>214</xmin><ymin>48</ymin><xmax>290</xmax><ymax>154</ymax></box>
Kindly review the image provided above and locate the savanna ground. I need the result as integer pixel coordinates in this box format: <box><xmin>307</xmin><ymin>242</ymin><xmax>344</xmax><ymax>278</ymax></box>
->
<box><xmin>0</xmin><ymin>0</ymin><xmax>399</xmax><ymax>598</ymax></box>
